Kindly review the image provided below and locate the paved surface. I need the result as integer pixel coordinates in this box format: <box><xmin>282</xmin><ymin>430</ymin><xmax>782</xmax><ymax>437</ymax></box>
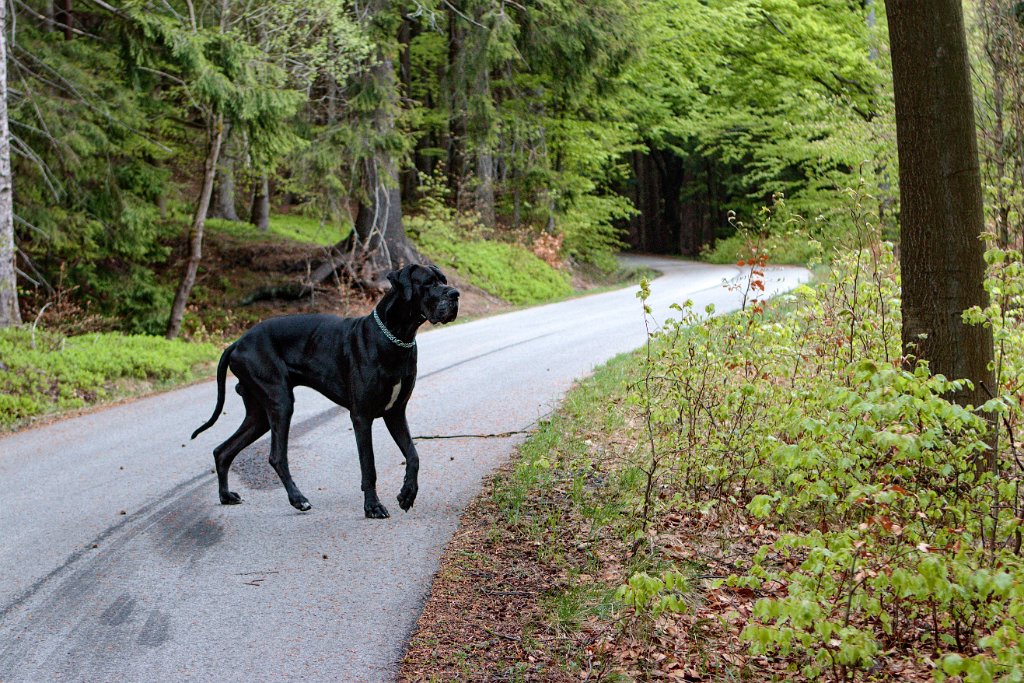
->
<box><xmin>0</xmin><ymin>256</ymin><xmax>808</xmax><ymax>682</ymax></box>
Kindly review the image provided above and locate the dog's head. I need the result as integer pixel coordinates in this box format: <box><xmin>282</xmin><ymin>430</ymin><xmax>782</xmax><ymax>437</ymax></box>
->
<box><xmin>387</xmin><ymin>264</ymin><xmax>459</xmax><ymax>325</ymax></box>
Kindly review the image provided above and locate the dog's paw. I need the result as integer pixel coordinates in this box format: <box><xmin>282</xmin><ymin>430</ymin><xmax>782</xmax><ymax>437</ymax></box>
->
<box><xmin>219</xmin><ymin>491</ymin><xmax>243</xmax><ymax>505</ymax></box>
<box><xmin>397</xmin><ymin>485</ymin><xmax>417</xmax><ymax>512</ymax></box>
<box><xmin>290</xmin><ymin>497</ymin><xmax>312</xmax><ymax>512</ymax></box>
<box><xmin>365</xmin><ymin>502</ymin><xmax>391</xmax><ymax>519</ymax></box>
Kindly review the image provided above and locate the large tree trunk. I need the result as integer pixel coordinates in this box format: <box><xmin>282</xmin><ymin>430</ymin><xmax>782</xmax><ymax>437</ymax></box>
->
<box><xmin>351</xmin><ymin>54</ymin><xmax>419</xmax><ymax>271</ymax></box>
<box><xmin>446</xmin><ymin>8</ymin><xmax>467</xmax><ymax>207</ymax></box>
<box><xmin>0</xmin><ymin>0</ymin><xmax>21</xmax><ymax>327</ymax></box>
<box><xmin>885</xmin><ymin>1</ymin><xmax>995</xmax><ymax>415</ymax></box>
<box><xmin>397</xmin><ymin>14</ymin><xmax>419</xmax><ymax>202</ymax></box>
<box><xmin>471</xmin><ymin>51</ymin><xmax>496</xmax><ymax>228</ymax></box>
<box><xmin>166</xmin><ymin>115</ymin><xmax>225</xmax><ymax>339</ymax></box>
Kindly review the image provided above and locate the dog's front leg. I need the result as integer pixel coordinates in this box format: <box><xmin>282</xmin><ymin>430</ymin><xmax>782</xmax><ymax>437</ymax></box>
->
<box><xmin>383</xmin><ymin>408</ymin><xmax>418</xmax><ymax>511</ymax></box>
<box><xmin>351</xmin><ymin>412</ymin><xmax>390</xmax><ymax>519</ymax></box>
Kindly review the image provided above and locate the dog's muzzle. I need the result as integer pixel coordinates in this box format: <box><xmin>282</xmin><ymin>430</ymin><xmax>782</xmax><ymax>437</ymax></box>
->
<box><xmin>429</xmin><ymin>288</ymin><xmax>460</xmax><ymax>324</ymax></box>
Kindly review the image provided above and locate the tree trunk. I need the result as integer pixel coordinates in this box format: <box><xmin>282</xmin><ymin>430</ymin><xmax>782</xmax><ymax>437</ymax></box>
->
<box><xmin>885</xmin><ymin>1</ymin><xmax>996</xmax><ymax>414</ymax></box>
<box><xmin>352</xmin><ymin>53</ymin><xmax>419</xmax><ymax>269</ymax></box>
<box><xmin>471</xmin><ymin>50</ymin><xmax>496</xmax><ymax>228</ymax></box>
<box><xmin>0</xmin><ymin>0</ymin><xmax>21</xmax><ymax>327</ymax></box>
<box><xmin>55</xmin><ymin>0</ymin><xmax>73</xmax><ymax>41</ymax></box>
<box><xmin>446</xmin><ymin>8</ymin><xmax>467</xmax><ymax>206</ymax></box>
<box><xmin>305</xmin><ymin>49</ymin><xmax>421</xmax><ymax>291</ymax></box>
<box><xmin>250</xmin><ymin>173</ymin><xmax>269</xmax><ymax>231</ymax></box>
<box><xmin>166</xmin><ymin>115</ymin><xmax>225</xmax><ymax>339</ymax></box>
<box><xmin>209</xmin><ymin>124</ymin><xmax>240</xmax><ymax>221</ymax></box>
<box><xmin>398</xmin><ymin>14</ymin><xmax>419</xmax><ymax>202</ymax></box>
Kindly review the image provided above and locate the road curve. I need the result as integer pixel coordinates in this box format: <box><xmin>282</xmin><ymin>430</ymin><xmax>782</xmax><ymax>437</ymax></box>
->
<box><xmin>0</xmin><ymin>256</ymin><xmax>808</xmax><ymax>682</ymax></box>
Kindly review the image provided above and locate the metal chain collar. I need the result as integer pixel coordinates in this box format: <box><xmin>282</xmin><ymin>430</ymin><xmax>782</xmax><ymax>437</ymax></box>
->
<box><xmin>373</xmin><ymin>308</ymin><xmax>416</xmax><ymax>349</ymax></box>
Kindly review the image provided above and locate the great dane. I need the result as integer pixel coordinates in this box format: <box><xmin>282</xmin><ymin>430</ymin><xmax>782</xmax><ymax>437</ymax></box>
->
<box><xmin>191</xmin><ymin>264</ymin><xmax>459</xmax><ymax>517</ymax></box>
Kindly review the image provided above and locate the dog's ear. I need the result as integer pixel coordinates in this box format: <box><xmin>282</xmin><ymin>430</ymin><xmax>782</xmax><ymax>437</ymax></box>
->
<box><xmin>387</xmin><ymin>267</ymin><xmax>414</xmax><ymax>302</ymax></box>
<box><xmin>428</xmin><ymin>265</ymin><xmax>447</xmax><ymax>285</ymax></box>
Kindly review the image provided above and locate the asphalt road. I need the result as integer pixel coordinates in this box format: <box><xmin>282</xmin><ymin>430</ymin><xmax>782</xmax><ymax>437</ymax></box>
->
<box><xmin>0</xmin><ymin>256</ymin><xmax>808</xmax><ymax>682</ymax></box>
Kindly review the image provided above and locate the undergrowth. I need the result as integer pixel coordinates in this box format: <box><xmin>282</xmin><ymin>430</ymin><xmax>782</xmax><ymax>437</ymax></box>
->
<box><xmin>0</xmin><ymin>328</ymin><xmax>219</xmax><ymax>430</ymax></box>
<box><xmin>622</xmin><ymin>198</ymin><xmax>1024</xmax><ymax>680</ymax></box>
<box><xmin>633</xmin><ymin>242</ymin><xmax>1021</xmax><ymax>679</ymax></box>
<box><xmin>483</xmin><ymin>190</ymin><xmax>1024</xmax><ymax>681</ymax></box>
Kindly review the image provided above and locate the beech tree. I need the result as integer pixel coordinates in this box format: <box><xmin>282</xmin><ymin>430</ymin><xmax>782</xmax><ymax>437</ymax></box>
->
<box><xmin>885</xmin><ymin>1</ymin><xmax>995</xmax><ymax>412</ymax></box>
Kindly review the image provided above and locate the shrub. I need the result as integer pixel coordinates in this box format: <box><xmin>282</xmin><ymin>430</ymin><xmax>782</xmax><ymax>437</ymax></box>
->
<box><xmin>623</xmin><ymin>228</ymin><xmax>1024</xmax><ymax>680</ymax></box>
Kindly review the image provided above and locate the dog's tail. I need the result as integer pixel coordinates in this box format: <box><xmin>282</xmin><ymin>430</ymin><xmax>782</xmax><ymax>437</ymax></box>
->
<box><xmin>191</xmin><ymin>341</ymin><xmax>237</xmax><ymax>440</ymax></box>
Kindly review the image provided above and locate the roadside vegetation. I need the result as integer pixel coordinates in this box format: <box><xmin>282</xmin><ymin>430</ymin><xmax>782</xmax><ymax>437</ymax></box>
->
<box><xmin>0</xmin><ymin>327</ymin><xmax>218</xmax><ymax>430</ymax></box>
<box><xmin>404</xmin><ymin>218</ymin><xmax>1024</xmax><ymax>681</ymax></box>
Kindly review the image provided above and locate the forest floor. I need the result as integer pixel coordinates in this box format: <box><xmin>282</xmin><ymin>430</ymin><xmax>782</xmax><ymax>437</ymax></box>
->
<box><xmin>397</xmin><ymin>353</ymin><xmax>809</xmax><ymax>683</ymax></box>
<box><xmin>399</xmin><ymin>354</ymin><xmax>791</xmax><ymax>682</ymax></box>
<box><xmin>175</xmin><ymin>227</ymin><xmax>517</xmax><ymax>340</ymax></box>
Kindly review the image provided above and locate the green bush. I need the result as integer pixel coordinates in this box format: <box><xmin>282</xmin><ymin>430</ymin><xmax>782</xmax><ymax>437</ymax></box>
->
<box><xmin>0</xmin><ymin>327</ymin><xmax>219</xmax><ymax>430</ymax></box>
<box><xmin>625</xmin><ymin>235</ymin><xmax>1024</xmax><ymax>680</ymax></box>
<box><xmin>702</xmin><ymin>190</ymin><xmax>889</xmax><ymax>266</ymax></box>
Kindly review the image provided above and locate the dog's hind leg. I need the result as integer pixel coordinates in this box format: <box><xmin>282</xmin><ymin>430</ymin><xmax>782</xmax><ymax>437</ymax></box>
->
<box><xmin>212</xmin><ymin>385</ymin><xmax>269</xmax><ymax>505</ymax></box>
<box><xmin>265</xmin><ymin>391</ymin><xmax>311</xmax><ymax>512</ymax></box>
<box><xmin>352</xmin><ymin>412</ymin><xmax>390</xmax><ymax>519</ymax></box>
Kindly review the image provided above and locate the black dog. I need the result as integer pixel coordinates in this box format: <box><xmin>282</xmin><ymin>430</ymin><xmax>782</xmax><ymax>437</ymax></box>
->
<box><xmin>191</xmin><ymin>264</ymin><xmax>459</xmax><ymax>517</ymax></box>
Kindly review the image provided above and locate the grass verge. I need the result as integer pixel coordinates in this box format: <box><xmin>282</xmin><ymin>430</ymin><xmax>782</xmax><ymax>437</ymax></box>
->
<box><xmin>0</xmin><ymin>327</ymin><xmax>220</xmax><ymax>431</ymax></box>
<box><xmin>401</xmin><ymin>353</ymin><xmax>645</xmax><ymax>682</ymax></box>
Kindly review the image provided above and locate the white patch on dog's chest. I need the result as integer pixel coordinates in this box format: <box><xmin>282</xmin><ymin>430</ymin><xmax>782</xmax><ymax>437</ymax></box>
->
<box><xmin>384</xmin><ymin>382</ymin><xmax>402</xmax><ymax>410</ymax></box>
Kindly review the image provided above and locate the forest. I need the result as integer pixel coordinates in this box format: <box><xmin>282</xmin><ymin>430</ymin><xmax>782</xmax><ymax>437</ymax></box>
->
<box><xmin>0</xmin><ymin>0</ymin><xmax>919</xmax><ymax>337</ymax></box>
<box><xmin>3</xmin><ymin>1</ymin><xmax>1024</xmax><ymax>680</ymax></box>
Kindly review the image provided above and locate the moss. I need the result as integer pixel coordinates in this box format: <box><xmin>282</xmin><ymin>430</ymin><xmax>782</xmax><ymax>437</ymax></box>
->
<box><xmin>205</xmin><ymin>213</ymin><xmax>350</xmax><ymax>246</ymax></box>
<box><xmin>0</xmin><ymin>327</ymin><xmax>219</xmax><ymax>430</ymax></box>
<box><xmin>411</xmin><ymin>217</ymin><xmax>573</xmax><ymax>305</ymax></box>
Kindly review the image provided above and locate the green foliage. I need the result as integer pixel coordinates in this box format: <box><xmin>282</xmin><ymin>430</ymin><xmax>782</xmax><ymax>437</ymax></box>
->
<box><xmin>621</xmin><ymin>0</ymin><xmax>895</xmax><ymax>252</ymax></box>
<box><xmin>619</xmin><ymin>236</ymin><xmax>1024</xmax><ymax>679</ymax></box>
<box><xmin>0</xmin><ymin>327</ymin><xmax>218</xmax><ymax>430</ymax></box>
<box><xmin>9</xmin><ymin>20</ymin><xmax>181</xmax><ymax>329</ymax></box>
<box><xmin>614</xmin><ymin>570</ymin><xmax>689</xmax><ymax>618</ymax></box>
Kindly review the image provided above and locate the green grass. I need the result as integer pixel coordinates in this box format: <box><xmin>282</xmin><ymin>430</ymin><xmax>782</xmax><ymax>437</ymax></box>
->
<box><xmin>420</xmin><ymin>238</ymin><xmax>573</xmax><ymax>306</ymax></box>
<box><xmin>0</xmin><ymin>327</ymin><xmax>220</xmax><ymax>430</ymax></box>
<box><xmin>494</xmin><ymin>351</ymin><xmax>636</xmax><ymax>525</ymax></box>
<box><xmin>205</xmin><ymin>213</ymin><xmax>351</xmax><ymax>246</ymax></box>
<box><xmin>410</xmin><ymin>217</ymin><xmax>573</xmax><ymax>306</ymax></box>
